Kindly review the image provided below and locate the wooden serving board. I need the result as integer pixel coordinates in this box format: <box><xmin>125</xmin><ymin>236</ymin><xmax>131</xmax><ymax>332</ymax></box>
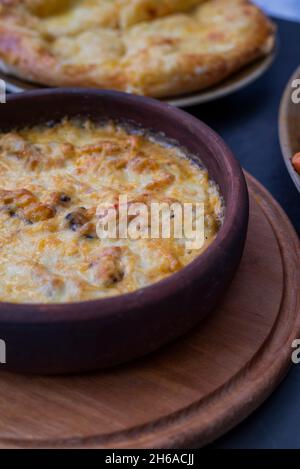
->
<box><xmin>0</xmin><ymin>173</ymin><xmax>299</xmax><ymax>449</ymax></box>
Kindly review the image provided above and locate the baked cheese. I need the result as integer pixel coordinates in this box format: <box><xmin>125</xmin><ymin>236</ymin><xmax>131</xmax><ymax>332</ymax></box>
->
<box><xmin>0</xmin><ymin>119</ymin><xmax>223</xmax><ymax>303</ymax></box>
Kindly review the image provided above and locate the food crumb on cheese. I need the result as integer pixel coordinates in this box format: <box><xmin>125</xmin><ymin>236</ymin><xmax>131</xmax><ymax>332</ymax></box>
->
<box><xmin>0</xmin><ymin>118</ymin><xmax>223</xmax><ymax>303</ymax></box>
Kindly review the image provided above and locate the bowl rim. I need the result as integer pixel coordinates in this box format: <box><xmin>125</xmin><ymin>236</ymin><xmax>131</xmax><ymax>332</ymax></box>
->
<box><xmin>0</xmin><ymin>88</ymin><xmax>248</xmax><ymax>323</ymax></box>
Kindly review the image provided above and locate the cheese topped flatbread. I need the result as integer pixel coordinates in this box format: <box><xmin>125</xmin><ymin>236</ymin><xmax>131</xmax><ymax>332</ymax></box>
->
<box><xmin>0</xmin><ymin>0</ymin><xmax>275</xmax><ymax>97</ymax></box>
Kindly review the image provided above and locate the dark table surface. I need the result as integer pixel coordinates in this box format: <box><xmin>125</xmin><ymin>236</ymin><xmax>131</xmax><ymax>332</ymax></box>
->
<box><xmin>188</xmin><ymin>17</ymin><xmax>299</xmax><ymax>449</ymax></box>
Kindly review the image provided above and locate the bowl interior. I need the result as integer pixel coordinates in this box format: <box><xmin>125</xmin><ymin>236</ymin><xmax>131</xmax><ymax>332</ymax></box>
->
<box><xmin>0</xmin><ymin>89</ymin><xmax>248</xmax><ymax>318</ymax></box>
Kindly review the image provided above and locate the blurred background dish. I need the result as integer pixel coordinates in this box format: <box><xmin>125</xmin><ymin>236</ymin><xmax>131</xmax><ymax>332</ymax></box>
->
<box><xmin>279</xmin><ymin>65</ymin><xmax>300</xmax><ymax>193</ymax></box>
<box><xmin>254</xmin><ymin>0</ymin><xmax>300</xmax><ymax>22</ymax></box>
<box><xmin>0</xmin><ymin>0</ymin><xmax>276</xmax><ymax>105</ymax></box>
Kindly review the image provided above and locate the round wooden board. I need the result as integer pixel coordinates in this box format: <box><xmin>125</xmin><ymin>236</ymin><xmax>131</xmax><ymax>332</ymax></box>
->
<box><xmin>0</xmin><ymin>173</ymin><xmax>299</xmax><ymax>449</ymax></box>
<box><xmin>279</xmin><ymin>65</ymin><xmax>300</xmax><ymax>193</ymax></box>
<box><xmin>0</xmin><ymin>48</ymin><xmax>276</xmax><ymax>108</ymax></box>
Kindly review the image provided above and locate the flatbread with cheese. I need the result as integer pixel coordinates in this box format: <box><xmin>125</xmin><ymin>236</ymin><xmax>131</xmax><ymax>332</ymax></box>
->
<box><xmin>0</xmin><ymin>0</ymin><xmax>275</xmax><ymax>98</ymax></box>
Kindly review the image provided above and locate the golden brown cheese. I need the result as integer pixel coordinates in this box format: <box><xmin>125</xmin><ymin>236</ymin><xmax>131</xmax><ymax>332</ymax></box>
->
<box><xmin>0</xmin><ymin>0</ymin><xmax>204</xmax><ymax>33</ymax></box>
<box><xmin>0</xmin><ymin>119</ymin><xmax>223</xmax><ymax>303</ymax></box>
<box><xmin>0</xmin><ymin>0</ymin><xmax>275</xmax><ymax>98</ymax></box>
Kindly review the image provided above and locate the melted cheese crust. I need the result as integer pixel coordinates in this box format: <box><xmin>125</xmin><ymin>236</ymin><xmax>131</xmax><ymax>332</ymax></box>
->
<box><xmin>0</xmin><ymin>119</ymin><xmax>223</xmax><ymax>303</ymax></box>
<box><xmin>0</xmin><ymin>0</ymin><xmax>275</xmax><ymax>98</ymax></box>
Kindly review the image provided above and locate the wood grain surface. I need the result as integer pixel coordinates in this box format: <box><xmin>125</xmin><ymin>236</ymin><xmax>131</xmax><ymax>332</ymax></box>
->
<box><xmin>0</xmin><ymin>173</ymin><xmax>299</xmax><ymax>449</ymax></box>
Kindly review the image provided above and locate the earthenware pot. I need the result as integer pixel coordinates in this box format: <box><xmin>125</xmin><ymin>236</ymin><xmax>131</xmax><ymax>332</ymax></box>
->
<box><xmin>0</xmin><ymin>89</ymin><xmax>249</xmax><ymax>374</ymax></box>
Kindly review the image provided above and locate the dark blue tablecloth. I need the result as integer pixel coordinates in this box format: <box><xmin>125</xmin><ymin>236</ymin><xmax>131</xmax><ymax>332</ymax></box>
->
<box><xmin>189</xmin><ymin>18</ymin><xmax>299</xmax><ymax>449</ymax></box>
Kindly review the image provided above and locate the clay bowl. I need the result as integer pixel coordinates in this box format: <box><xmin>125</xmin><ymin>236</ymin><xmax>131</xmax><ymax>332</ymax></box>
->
<box><xmin>279</xmin><ymin>65</ymin><xmax>300</xmax><ymax>192</ymax></box>
<box><xmin>0</xmin><ymin>89</ymin><xmax>249</xmax><ymax>374</ymax></box>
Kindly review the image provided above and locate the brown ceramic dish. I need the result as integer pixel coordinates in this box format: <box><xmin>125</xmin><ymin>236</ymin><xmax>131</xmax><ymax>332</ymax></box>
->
<box><xmin>0</xmin><ymin>89</ymin><xmax>249</xmax><ymax>374</ymax></box>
